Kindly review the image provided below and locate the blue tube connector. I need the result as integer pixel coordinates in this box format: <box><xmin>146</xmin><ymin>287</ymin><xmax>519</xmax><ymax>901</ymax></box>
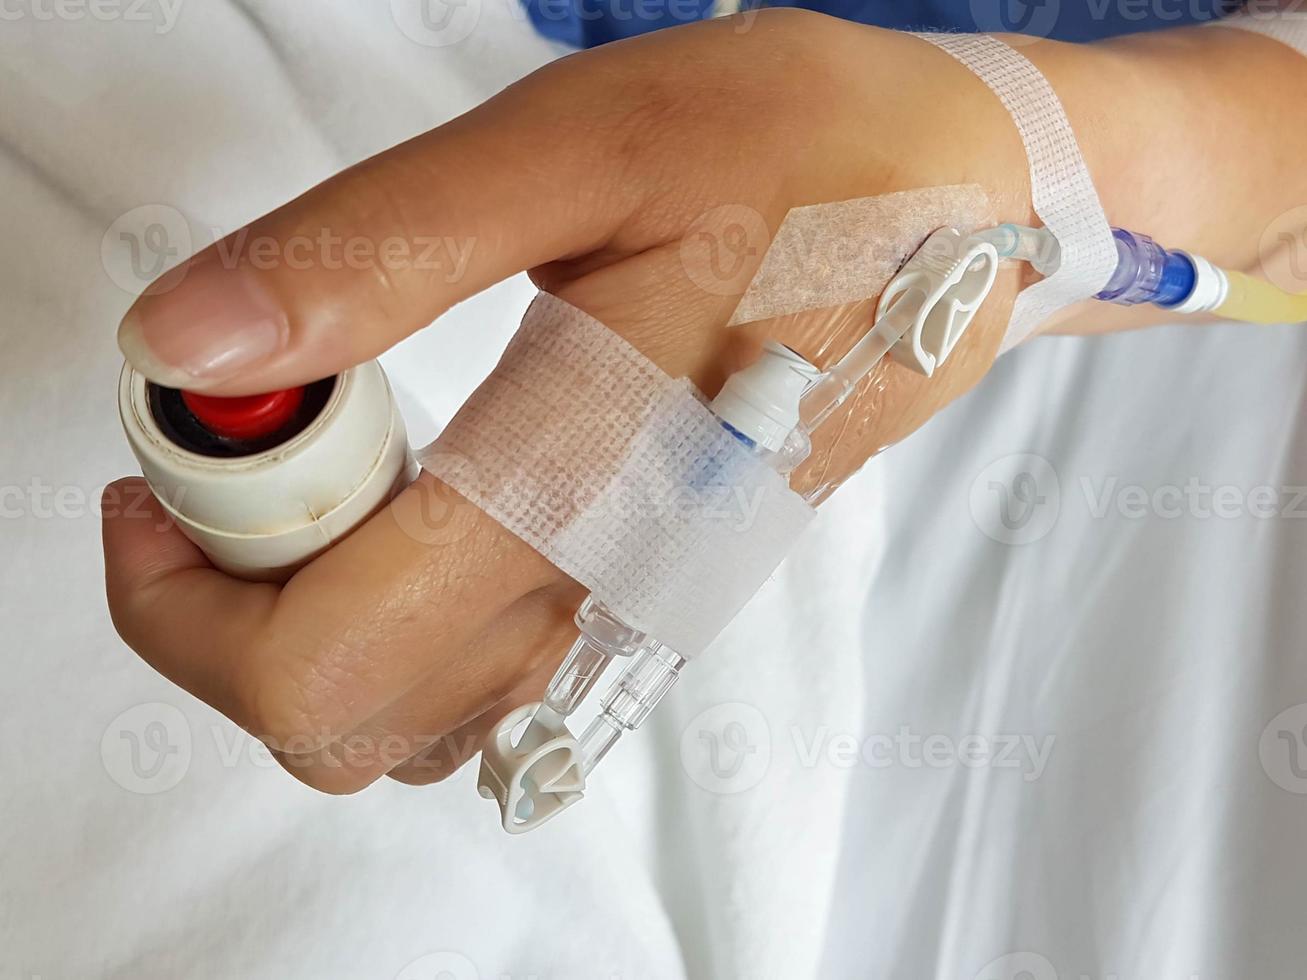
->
<box><xmin>1095</xmin><ymin>227</ymin><xmax>1196</xmax><ymax>308</ymax></box>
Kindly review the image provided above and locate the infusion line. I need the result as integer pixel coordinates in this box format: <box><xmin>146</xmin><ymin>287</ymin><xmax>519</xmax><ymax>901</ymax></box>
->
<box><xmin>482</xmin><ymin>217</ymin><xmax>1307</xmax><ymax>834</ymax></box>
<box><xmin>980</xmin><ymin>222</ymin><xmax>1307</xmax><ymax>325</ymax></box>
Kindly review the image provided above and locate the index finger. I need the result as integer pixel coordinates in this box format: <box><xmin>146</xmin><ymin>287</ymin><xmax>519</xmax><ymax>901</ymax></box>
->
<box><xmin>114</xmin><ymin>54</ymin><xmax>644</xmax><ymax>395</ymax></box>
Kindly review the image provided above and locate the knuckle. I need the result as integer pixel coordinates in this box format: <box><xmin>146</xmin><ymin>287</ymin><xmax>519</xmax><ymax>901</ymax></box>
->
<box><xmin>104</xmin><ymin>572</ymin><xmax>169</xmax><ymax>658</ymax></box>
<box><xmin>388</xmin><ymin>737</ymin><xmax>477</xmax><ymax>786</ymax></box>
<box><xmin>271</xmin><ymin>728</ymin><xmax>424</xmax><ymax>795</ymax></box>
<box><xmin>234</xmin><ymin>636</ymin><xmax>357</xmax><ymax>751</ymax></box>
<box><xmin>387</xmin><ymin>764</ymin><xmax>455</xmax><ymax>787</ymax></box>
<box><xmin>237</xmin><ymin>669</ymin><xmax>324</xmax><ymax>751</ymax></box>
<box><xmin>276</xmin><ymin>755</ymin><xmax>382</xmax><ymax>796</ymax></box>
<box><xmin>105</xmin><ymin>587</ymin><xmax>143</xmax><ymax>651</ymax></box>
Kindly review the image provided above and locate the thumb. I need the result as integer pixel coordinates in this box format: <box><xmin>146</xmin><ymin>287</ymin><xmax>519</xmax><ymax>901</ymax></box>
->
<box><xmin>116</xmin><ymin>72</ymin><xmax>640</xmax><ymax>395</ymax></box>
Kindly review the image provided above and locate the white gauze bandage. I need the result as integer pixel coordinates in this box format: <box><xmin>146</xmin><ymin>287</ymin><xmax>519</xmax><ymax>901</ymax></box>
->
<box><xmin>914</xmin><ymin>32</ymin><xmax>1118</xmax><ymax>352</ymax></box>
<box><xmin>419</xmin><ymin>293</ymin><xmax>816</xmax><ymax>656</ymax></box>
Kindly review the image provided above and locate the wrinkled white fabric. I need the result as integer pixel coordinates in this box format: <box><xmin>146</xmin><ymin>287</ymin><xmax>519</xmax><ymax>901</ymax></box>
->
<box><xmin>820</xmin><ymin>319</ymin><xmax>1307</xmax><ymax>980</ymax></box>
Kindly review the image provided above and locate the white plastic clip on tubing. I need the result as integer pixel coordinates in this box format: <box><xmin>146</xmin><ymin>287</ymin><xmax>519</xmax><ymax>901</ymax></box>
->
<box><xmin>419</xmin><ymin>293</ymin><xmax>816</xmax><ymax>656</ymax></box>
<box><xmin>913</xmin><ymin>32</ymin><xmax>1118</xmax><ymax>352</ymax></box>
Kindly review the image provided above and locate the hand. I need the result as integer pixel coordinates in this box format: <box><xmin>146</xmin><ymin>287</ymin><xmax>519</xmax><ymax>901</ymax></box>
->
<box><xmin>105</xmin><ymin>11</ymin><xmax>1033</xmax><ymax>792</ymax></box>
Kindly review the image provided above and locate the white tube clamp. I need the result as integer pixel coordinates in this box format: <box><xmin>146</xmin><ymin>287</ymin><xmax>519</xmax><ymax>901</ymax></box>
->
<box><xmin>880</xmin><ymin>227</ymin><xmax>999</xmax><ymax>377</ymax></box>
<box><xmin>478</xmin><ymin>703</ymin><xmax>585</xmax><ymax>834</ymax></box>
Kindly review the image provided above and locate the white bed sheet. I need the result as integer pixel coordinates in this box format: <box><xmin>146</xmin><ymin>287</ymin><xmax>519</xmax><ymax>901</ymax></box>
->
<box><xmin>2</xmin><ymin>4</ymin><xmax>1306</xmax><ymax>979</ymax></box>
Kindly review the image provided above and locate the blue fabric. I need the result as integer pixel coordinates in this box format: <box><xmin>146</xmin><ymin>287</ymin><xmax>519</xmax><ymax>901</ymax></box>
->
<box><xmin>523</xmin><ymin>0</ymin><xmax>714</xmax><ymax>46</ymax></box>
<box><xmin>521</xmin><ymin>0</ymin><xmax>1239</xmax><ymax>47</ymax></box>
<box><xmin>766</xmin><ymin>0</ymin><xmax>1237</xmax><ymax>42</ymax></box>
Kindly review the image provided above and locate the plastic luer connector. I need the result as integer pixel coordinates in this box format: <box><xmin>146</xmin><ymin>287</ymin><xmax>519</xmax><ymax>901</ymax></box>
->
<box><xmin>1095</xmin><ymin>228</ymin><xmax>1196</xmax><ymax>308</ymax></box>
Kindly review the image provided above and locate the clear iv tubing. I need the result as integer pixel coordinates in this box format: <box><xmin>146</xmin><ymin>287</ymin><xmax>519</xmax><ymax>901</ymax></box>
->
<box><xmin>1214</xmin><ymin>270</ymin><xmax>1307</xmax><ymax>324</ymax></box>
<box><xmin>575</xmin><ymin>642</ymin><xmax>686</xmax><ymax>772</ymax></box>
<box><xmin>534</xmin><ymin>597</ymin><xmax>678</xmax><ymax>775</ymax></box>
<box><xmin>798</xmin><ymin>292</ymin><xmax>919</xmax><ymax>432</ymax></box>
<box><xmin>510</xmin><ymin>217</ymin><xmax>1307</xmax><ymax>829</ymax></box>
<box><xmin>562</xmin><ymin>227</ymin><xmax>984</xmax><ymax>779</ymax></box>
<box><xmin>542</xmin><ymin>226</ymin><xmax>998</xmax><ymax>783</ymax></box>
<box><xmin>543</xmin><ymin>424</ymin><xmax>814</xmax><ymax>775</ymax></box>
<box><xmin>984</xmin><ymin>222</ymin><xmax>1307</xmax><ymax>324</ymax></box>
<box><xmin>560</xmin><ymin>221</ymin><xmax>1307</xmax><ymax>776</ymax></box>
<box><xmin>801</xmin><ymin>219</ymin><xmax>1307</xmax><ymax>450</ymax></box>
<box><xmin>550</xmin><ymin>217</ymin><xmax>1307</xmax><ymax>783</ymax></box>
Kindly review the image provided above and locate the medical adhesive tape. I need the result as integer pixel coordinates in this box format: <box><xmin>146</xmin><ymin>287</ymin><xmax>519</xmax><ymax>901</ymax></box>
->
<box><xmin>914</xmin><ymin>32</ymin><xmax>1118</xmax><ymax>353</ymax></box>
<box><xmin>418</xmin><ymin>292</ymin><xmax>816</xmax><ymax>656</ymax></box>
<box><xmin>728</xmin><ymin>184</ymin><xmax>995</xmax><ymax>326</ymax></box>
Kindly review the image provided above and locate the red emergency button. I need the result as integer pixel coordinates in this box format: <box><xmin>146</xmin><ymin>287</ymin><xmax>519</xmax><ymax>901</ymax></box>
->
<box><xmin>181</xmin><ymin>387</ymin><xmax>306</xmax><ymax>441</ymax></box>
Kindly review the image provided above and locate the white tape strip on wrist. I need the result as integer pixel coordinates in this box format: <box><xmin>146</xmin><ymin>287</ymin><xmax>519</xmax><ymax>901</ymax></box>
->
<box><xmin>418</xmin><ymin>293</ymin><xmax>816</xmax><ymax>657</ymax></box>
<box><xmin>1212</xmin><ymin>9</ymin><xmax>1307</xmax><ymax>57</ymax></box>
<box><xmin>913</xmin><ymin>32</ymin><xmax>1118</xmax><ymax>353</ymax></box>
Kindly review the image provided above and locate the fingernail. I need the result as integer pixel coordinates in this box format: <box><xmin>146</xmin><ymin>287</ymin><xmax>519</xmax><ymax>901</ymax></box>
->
<box><xmin>117</xmin><ymin>254</ymin><xmax>289</xmax><ymax>389</ymax></box>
